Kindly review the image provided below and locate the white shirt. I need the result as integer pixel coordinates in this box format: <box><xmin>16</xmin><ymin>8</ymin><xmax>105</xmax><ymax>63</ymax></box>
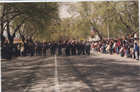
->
<box><xmin>120</xmin><ymin>47</ymin><xmax>123</xmax><ymax>52</ymax></box>
<box><xmin>20</xmin><ymin>46</ymin><xmax>24</xmax><ymax>52</ymax></box>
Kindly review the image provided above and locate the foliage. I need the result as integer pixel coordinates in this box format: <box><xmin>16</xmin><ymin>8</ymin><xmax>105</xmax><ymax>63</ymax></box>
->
<box><xmin>67</xmin><ymin>1</ymin><xmax>139</xmax><ymax>39</ymax></box>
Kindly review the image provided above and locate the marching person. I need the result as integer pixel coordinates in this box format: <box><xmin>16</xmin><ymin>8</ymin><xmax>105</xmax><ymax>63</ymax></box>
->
<box><xmin>35</xmin><ymin>41</ymin><xmax>39</xmax><ymax>56</ymax></box>
<box><xmin>85</xmin><ymin>41</ymin><xmax>91</xmax><ymax>55</ymax></box>
<box><xmin>50</xmin><ymin>42</ymin><xmax>55</xmax><ymax>56</ymax></box>
<box><xmin>42</xmin><ymin>42</ymin><xmax>46</xmax><ymax>55</ymax></box>
<box><xmin>81</xmin><ymin>41</ymin><xmax>85</xmax><ymax>55</ymax></box>
<box><xmin>6</xmin><ymin>43</ymin><xmax>13</xmax><ymax>61</ymax></box>
<box><xmin>38</xmin><ymin>43</ymin><xmax>42</xmax><ymax>56</ymax></box>
<box><xmin>65</xmin><ymin>41</ymin><xmax>71</xmax><ymax>56</ymax></box>
<box><xmin>77</xmin><ymin>42</ymin><xmax>82</xmax><ymax>55</ymax></box>
<box><xmin>29</xmin><ymin>42</ymin><xmax>34</xmax><ymax>57</ymax></box>
<box><xmin>71</xmin><ymin>42</ymin><xmax>76</xmax><ymax>55</ymax></box>
<box><xmin>57</xmin><ymin>41</ymin><xmax>62</xmax><ymax>55</ymax></box>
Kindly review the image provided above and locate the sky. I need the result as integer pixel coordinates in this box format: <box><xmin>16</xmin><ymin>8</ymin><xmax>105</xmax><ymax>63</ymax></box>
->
<box><xmin>59</xmin><ymin>5</ymin><xmax>72</xmax><ymax>18</ymax></box>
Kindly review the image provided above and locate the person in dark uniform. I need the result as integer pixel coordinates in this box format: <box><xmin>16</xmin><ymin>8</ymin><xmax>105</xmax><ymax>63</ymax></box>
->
<box><xmin>71</xmin><ymin>42</ymin><xmax>76</xmax><ymax>55</ymax></box>
<box><xmin>54</xmin><ymin>42</ymin><xmax>57</xmax><ymax>53</ymax></box>
<box><xmin>1</xmin><ymin>44</ymin><xmax>7</xmax><ymax>59</ymax></box>
<box><xmin>12</xmin><ymin>44</ymin><xmax>18</xmax><ymax>58</ymax></box>
<box><xmin>29</xmin><ymin>42</ymin><xmax>34</xmax><ymax>56</ymax></box>
<box><xmin>65</xmin><ymin>41</ymin><xmax>71</xmax><ymax>56</ymax></box>
<box><xmin>42</xmin><ymin>42</ymin><xmax>46</xmax><ymax>55</ymax></box>
<box><xmin>86</xmin><ymin>41</ymin><xmax>91</xmax><ymax>55</ymax></box>
<box><xmin>6</xmin><ymin>43</ymin><xmax>13</xmax><ymax>61</ymax></box>
<box><xmin>24</xmin><ymin>42</ymin><xmax>28</xmax><ymax>56</ymax></box>
<box><xmin>50</xmin><ymin>42</ymin><xmax>55</xmax><ymax>56</ymax></box>
<box><xmin>81</xmin><ymin>41</ymin><xmax>85</xmax><ymax>55</ymax></box>
<box><xmin>77</xmin><ymin>42</ymin><xmax>82</xmax><ymax>55</ymax></box>
<box><xmin>57</xmin><ymin>41</ymin><xmax>62</xmax><ymax>55</ymax></box>
<box><xmin>35</xmin><ymin>41</ymin><xmax>39</xmax><ymax>56</ymax></box>
<box><xmin>38</xmin><ymin>43</ymin><xmax>42</xmax><ymax>56</ymax></box>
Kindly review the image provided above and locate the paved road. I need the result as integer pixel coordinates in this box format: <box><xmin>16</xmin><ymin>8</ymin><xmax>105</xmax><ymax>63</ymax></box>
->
<box><xmin>1</xmin><ymin>50</ymin><xmax>140</xmax><ymax>92</ymax></box>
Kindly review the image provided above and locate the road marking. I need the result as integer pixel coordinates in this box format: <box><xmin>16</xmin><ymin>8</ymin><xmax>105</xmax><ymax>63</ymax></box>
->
<box><xmin>55</xmin><ymin>54</ymin><xmax>60</xmax><ymax>92</ymax></box>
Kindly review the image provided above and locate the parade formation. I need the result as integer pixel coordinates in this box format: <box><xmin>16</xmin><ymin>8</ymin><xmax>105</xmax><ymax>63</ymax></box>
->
<box><xmin>1</xmin><ymin>40</ymin><xmax>92</xmax><ymax>61</ymax></box>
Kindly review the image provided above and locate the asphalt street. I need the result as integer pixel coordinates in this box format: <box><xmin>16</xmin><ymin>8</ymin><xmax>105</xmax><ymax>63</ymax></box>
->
<box><xmin>1</xmin><ymin>50</ymin><xmax>140</xmax><ymax>92</ymax></box>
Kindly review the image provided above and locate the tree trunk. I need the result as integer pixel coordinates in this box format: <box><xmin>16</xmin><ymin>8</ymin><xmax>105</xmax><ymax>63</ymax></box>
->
<box><xmin>1</xmin><ymin>34</ymin><xmax>5</xmax><ymax>47</ymax></box>
<box><xmin>131</xmin><ymin>27</ymin><xmax>139</xmax><ymax>37</ymax></box>
<box><xmin>1</xmin><ymin>21</ymin><xmax>5</xmax><ymax>47</ymax></box>
<box><xmin>1</xmin><ymin>4</ymin><xmax>6</xmax><ymax>47</ymax></box>
<box><xmin>7</xmin><ymin>20</ymin><xmax>14</xmax><ymax>45</ymax></box>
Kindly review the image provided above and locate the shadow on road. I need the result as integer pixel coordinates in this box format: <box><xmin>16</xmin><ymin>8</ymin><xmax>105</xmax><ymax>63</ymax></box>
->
<box><xmin>57</xmin><ymin>53</ymin><xmax>140</xmax><ymax>92</ymax></box>
<box><xmin>2</xmin><ymin>56</ymin><xmax>55</xmax><ymax>92</ymax></box>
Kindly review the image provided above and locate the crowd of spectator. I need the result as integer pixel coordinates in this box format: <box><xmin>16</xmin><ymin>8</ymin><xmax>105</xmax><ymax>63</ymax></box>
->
<box><xmin>91</xmin><ymin>36</ymin><xmax>139</xmax><ymax>60</ymax></box>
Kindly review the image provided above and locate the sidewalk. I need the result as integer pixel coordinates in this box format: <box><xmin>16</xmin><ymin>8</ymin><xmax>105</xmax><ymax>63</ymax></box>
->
<box><xmin>90</xmin><ymin>51</ymin><xmax>140</xmax><ymax>62</ymax></box>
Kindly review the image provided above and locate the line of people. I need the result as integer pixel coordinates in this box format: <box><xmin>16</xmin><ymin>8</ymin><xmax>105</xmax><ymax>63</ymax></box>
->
<box><xmin>1</xmin><ymin>42</ymin><xmax>50</xmax><ymax>61</ymax></box>
<box><xmin>49</xmin><ymin>40</ymin><xmax>91</xmax><ymax>56</ymax></box>
<box><xmin>91</xmin><ymin>36</ymin><xmax>139</xmax><ymax>60</ymax></box>
<box><xmin>1</xmin><ymin>40</ymin><xmax>92</xmax><ymax>61</ymax></box>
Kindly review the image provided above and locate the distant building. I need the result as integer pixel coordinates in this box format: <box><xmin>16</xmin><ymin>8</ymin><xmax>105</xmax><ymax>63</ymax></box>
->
<box><xmin>87</xmin><ymin>35</ymin><xmax>100</xmax><ymax>41</ymax></box>
<box><xmin>5</xmin><ymin>37</ymin><xmax>22</xmax><ymax>44</ymax></box>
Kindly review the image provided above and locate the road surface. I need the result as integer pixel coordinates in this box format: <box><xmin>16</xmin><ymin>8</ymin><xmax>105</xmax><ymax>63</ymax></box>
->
<box><xmin>1</xmin><ymin>50</ymin><xmax>140</xmax><ymax>92</ymax></box>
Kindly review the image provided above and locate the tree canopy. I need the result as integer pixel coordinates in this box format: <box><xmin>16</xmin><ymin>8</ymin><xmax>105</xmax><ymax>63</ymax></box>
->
<box><xmin>0</xmin><ymin>1</ymin><xmax>138</xmax><ymax>44</ymax></box>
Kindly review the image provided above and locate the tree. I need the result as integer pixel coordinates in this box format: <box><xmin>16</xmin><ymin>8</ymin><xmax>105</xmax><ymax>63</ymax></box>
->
<box><xmin>0</xmin><ymin>2</ymin><xmax>60</xmax><ymax>45</ymax></box>
<box><xmin>67</xmin><ymin>1</ymin><xmax>139</xmax><ymax>39</ymax></box>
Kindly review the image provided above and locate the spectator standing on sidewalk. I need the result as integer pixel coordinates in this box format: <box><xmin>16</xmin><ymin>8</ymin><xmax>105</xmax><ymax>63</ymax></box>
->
<box><xmin>126</xmin><ymin>42</ymin><xmax>130</xmax><ymax>58</ymax></box>
<box><xmin>130</xmin><ymin>45</ymin><xmax>134</xmax><ymax>58</ymax></box>
<box><xmin>134</xmin><ymin>43</ymin><xmax>139</xmax><ymax>60</ymax></box>
<box><xmin>109</xmin><ymin>41</ymin><xmax>113</xmax><ymax>54</ymax></box>
<box><xmin>106</xmin><ymin>43</ymin><xmax>110</xmax><ymax>54</ymax></box>
<box><xmin>120</xmin><ymin>45</ymin><xmax>124</xmax><ymax>57</ymax></box>
<box><xmin>102</xmin><ymin>42</ymin><xmax>106</xmax><ymax>54</ymax></box>
<box><xmin>92</xmin><ymin>41</ymin><xmax>94</xmax><ymax>52</ymax></box>
<box><xmin>116</xmin><ymin>40</ymin><xmax>120</xmax><ymax>54</ymax></box>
